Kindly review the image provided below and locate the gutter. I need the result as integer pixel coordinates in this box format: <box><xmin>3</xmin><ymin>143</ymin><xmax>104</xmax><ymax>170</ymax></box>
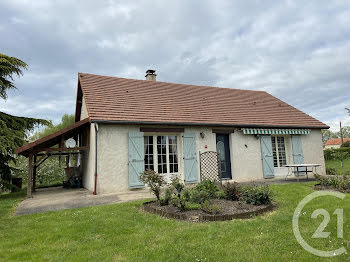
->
<box><xmin>91</xmin><ymin>119</ymin><xmax>329</xmax><ymax>130</ymax></box>
<box><xmin>93</xmin><ymin>123</ymin><xmax>98</xmax><ymax>195</ymax></box>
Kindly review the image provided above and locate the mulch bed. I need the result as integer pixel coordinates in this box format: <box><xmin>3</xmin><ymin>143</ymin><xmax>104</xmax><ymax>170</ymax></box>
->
<box><xmin>314</xmin><ymin>184</ymin><xmax>350</xmax><ymax>194</ymax></box>
<box><xmin>142</xmin><ymin>199</ymin><xmax>274</xmax><ymax>222</ymax></box>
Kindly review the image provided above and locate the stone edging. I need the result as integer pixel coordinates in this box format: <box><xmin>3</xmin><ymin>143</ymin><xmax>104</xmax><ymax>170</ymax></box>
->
<box><xmin>142</xmin><ymin>201</ymin><xmax>275</xmax><ymax>222</ymax></box>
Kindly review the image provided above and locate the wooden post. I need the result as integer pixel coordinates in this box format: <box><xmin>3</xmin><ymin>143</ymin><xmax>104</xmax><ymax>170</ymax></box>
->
<box><xmin>33</xmin><ymin>154</ymin><xmax>37</xmax><ymax>192</ymax></box>
<box><xmin>27</xmin><ymin>153</ymin><xmax>33</xmax><ymax>198</ymax></box>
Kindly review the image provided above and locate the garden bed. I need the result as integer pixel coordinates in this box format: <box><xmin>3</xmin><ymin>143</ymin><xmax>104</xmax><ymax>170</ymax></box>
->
<box><xmin>314</xmin><ymin>184</ymin><xmax>350</xmax><ymax>194</ymax></box>
<box><xmin>142</xmin><ymin>199</ymin><xmax>274</xmax><ymax>222</ymax></box>
<box><xmin>314</xmin><ymin>174</ymin><xmax>350</xmax><ymax>193</ymax></box>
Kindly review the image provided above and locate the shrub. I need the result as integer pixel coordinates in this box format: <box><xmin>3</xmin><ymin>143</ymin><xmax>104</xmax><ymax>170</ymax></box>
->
<box><xmin>215</xmin><ymin>189</ymin><xmax>226</xmax><ymax>199</ymax></box>
<box><xmin>324</xmin><ymin>147</ymin><xmax>350</xmax><ymax>160</ymax></box>
<box><xmin>171</xmin><ymin>175</ymin><xmax>184</xmax><ymax>198</ymax></box>
<box><xmin>340</xmin><ymin>140</ymin><xmax>350</xmax><ymax>147</ymax></box>
<box><xmin>240</xmin><ymin>185</ymin><xmax>272</xmax><ymax>205</ymax></box>
<box><xmin>222</xmin><ymin>182</ymin><xmax>240</xmax><ymax>201</ymax></box>
<box><xmin>315</xmin><ymin>174</ymin><xmax>350</xmax><ymax>191</ymax></box>
<box><xmin>201</xmin><ymin>200</ymin><xmax>221</xmax><ymax>214</ymax></box>
<box><xmin>195</xmin><ymin>179</ymin><xmax>220</xmax><ymax>198</ymax></box>
<box><xmin>326</xmin><ymin>167</ymin><xmax>337</xmax><ymax>175</ymax></box>
<box><xmin>139</xmin><ymin>169</ymin><xmax>165</xmax><ymax>201</ymax></box>
<box><xmin>184</xmin><ymin>202</ymin><xmax>201</xmax><ymax>211</ymax></box>
<box><xmin>188</xmin><ymin>188</ymin><xmax>211</xmax><ymax>204</ymax></box>
<box><xmin>160</xmin><ymin>187</ymin><xmax>173</xmax><ymax>206</ymax></box>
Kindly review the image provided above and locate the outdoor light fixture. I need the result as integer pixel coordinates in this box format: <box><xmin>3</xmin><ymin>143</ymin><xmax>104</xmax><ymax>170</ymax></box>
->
<box><xmin>200</xmin><ymin>132</ymin><xmax>205</xmax><ymax>138</ymax></box>
<box><xmin>254</xmin><ymin>135</ymin><xmax>260</xmax><ymax>140</ymax></box>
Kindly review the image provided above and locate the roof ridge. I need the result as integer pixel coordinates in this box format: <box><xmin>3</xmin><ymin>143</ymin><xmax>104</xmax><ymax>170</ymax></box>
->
<box><xmin>78</xmin><ymin>72</ymin><xmax>266</xmax><ymax>93</ymax></box>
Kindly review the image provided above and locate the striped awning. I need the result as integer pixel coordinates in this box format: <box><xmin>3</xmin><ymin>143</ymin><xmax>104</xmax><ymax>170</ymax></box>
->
<box><xmin>242</xmin><ymin>128</ymin><xmax>310</xmax><ymax>135</ymax></box>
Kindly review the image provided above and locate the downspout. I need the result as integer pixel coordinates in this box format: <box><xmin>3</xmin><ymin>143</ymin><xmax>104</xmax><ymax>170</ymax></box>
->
<box><xmin>93</xmin><ymin>123</ymin><xmax>98</xmax><ymax>195</ymax></box>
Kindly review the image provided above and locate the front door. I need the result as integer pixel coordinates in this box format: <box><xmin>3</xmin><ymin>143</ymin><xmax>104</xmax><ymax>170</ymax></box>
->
<box><xmin>216</xmin><ymin>134</ymin><xmax>232</xmax><ymax>179</ymax></box>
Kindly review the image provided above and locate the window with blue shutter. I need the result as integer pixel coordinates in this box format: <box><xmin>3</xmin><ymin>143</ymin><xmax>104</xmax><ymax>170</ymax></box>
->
<box><xmin>183</xmin><ymin>133</ymin><xmax>198</xmax><ymax>183</ymax></box>
<box><xmin>260</xmin><ymin>135</ymin><xmax>275</xmax><ymax>178</ymax></box>
<box><xmin>128</xmin><ymin>132</ymin><xmax>145</xmax><ymax>188</ymax></box>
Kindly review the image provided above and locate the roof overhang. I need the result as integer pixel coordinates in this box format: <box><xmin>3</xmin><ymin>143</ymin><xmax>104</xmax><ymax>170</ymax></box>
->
<box><xmin>90</xmin><ymin>119</ymin><xmax>329</xmax><ymax>129</ymax></box>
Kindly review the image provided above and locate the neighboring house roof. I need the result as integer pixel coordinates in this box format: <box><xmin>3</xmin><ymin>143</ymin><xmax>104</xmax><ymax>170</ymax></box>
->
<box><xmin>325</xmin><ymin>138</ymin><xmax>350</xmax><ymax>146</ymax></box>
<box><xmin>75</xmin><ymin>73</ymin><xmax>329</xmax><ymax>129</ymax></box>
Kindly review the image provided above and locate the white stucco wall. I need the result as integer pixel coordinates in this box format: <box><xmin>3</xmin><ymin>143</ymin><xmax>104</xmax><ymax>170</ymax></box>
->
<box><xmin>301</xmin><ymin>129</ymin><xmax>326</xmax><ymax>176</ymax></box>
<box><xmin>82</xmin><ymin>123</ymin><xmax>95</xmax><ymax>192</ymax></box>
<box><xmin>96</xmin><ymin>125</ymin><xmax>139</xmax><ymax>194</ymax></box>
<box><xmin>83</xmin><ymin>124</ymin><xmax>326</xmax><ymax>194</ymax></box>
<box><xmin>324</xmin><ymin>144</ymin><xmax>341</xmax><ymax>149</ymax></box>
<box><xmin>80</xmin><ymin>96</ymin><xmax>89</xmax><ymax>120</ymax></box>
<box><xmin>230</xmin><ymin>130</ymin><xmax>264</xmax><ymax>181</ymax></box>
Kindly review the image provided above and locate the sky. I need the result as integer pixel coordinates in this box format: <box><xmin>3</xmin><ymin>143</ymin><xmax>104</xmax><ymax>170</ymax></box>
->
<box><xmin>1</xmin><ymin>0</ymin><xmax>350</xmax><ymax>131</ymax></box>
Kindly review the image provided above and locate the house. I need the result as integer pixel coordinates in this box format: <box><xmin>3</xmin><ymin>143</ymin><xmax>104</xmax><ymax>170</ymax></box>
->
<box><xmin>16</xmin><ymin>70</ymin><xmax>328</xmax><ymax>196</ymax></box>
<box><xmin>324</xmin><ymin>138</ymin><xmax>350</xmax><ymax>149</ymax></box>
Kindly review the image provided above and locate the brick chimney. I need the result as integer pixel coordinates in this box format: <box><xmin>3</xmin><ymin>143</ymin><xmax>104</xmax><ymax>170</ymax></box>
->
<box><xmin>145</xmin><ymin>69</ymin><xmax>157</xmax><ymax>81</ymax></box>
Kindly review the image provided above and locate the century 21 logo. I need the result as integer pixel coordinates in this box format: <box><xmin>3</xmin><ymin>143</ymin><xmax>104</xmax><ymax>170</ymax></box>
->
<box><xmin>293</xmin><ymin>191</ymin><xmax>346</xmax><ymax>257</ymax></box>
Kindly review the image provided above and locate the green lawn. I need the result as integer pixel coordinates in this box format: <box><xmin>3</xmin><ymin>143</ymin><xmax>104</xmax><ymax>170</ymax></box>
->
<box><xmin>0</xmin><ymin>183</ymin><xmax>349</xmax><ymax>261</ymax></box>
<box><xmin>326</xmin><ymin>158</ymin><xmax>350</xmax><ymax>174</ymax></box>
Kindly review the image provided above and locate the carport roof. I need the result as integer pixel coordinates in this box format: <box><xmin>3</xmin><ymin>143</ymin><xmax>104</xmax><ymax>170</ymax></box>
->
<box><xmin>15</xmin><ymin>118</ymin><xmax>90</xmax><ymax>157</ymax></box>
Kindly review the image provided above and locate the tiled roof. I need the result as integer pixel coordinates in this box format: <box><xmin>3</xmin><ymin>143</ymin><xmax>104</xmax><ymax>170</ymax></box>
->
<box><xmin>325</xmin><ymin>138</ymin><xmax>350</xmax><ymax>145</ymax></box>
<box><xmin>77</xmin><ymin>73</ymin><xmax>329</xmax><ymax>129</ymax></box>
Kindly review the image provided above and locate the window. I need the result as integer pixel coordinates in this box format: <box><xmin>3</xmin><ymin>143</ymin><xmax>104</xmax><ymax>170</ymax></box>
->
<box><xmin>157</xmin><ymin>136</ymin><xmax>167</xmax><ymax>173</ymax></box>
<box><xmin>144</xmin><ymin>135</ymin><xmax>179</xmax><ymax>174</ymax></box>
<box><xmin>144</xmin><ymin>136</ymin><xmax>154</xmax><ymax>170</ymax></box>
<box><xmin>271</xmin><ymin>136</ymin><xmax>287</xmax><ymax>167</ymax></box>
<box><xmin>168</xmin><ymin>136</ymin><xmax>178</xmax><ymax>173</ymax></box>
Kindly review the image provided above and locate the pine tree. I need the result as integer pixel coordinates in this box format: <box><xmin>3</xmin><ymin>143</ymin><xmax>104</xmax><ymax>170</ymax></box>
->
<box><xmin>0</xmin><ymin>53</ymin><xmax>50</xmax><ymax>190</ymax></box>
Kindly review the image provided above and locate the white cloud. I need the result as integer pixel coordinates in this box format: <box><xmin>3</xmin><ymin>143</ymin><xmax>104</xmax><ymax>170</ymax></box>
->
<box><xmin>0</xmin><ymin>0</ymin><xmax>350</xmax><ymax>130</ymax></box>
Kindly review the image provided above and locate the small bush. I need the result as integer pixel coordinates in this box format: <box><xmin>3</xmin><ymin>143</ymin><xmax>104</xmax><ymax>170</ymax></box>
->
<box><xmin>188</xmin><ymin>188</ymin><xmax>211</xmax><ymax>204</ymax></box>
<box><xmin>326</xmin><ymin>167</ymin><xmax>337</xmax><ymax>175</ymax></box>
<box><xmin>240</xmin><ymin>185</ymin><xmax>272</xmax><ymax>205</ymax></box>
<box><xmin>139</xmin><ymin>169</ymin><xmax>165</xmax><ymax>201</ymax></box>
<box><xmin>222</xmin><ymin>182</ymin><xmax>240</xmax><ymax>201</ymax></box>
<box><xmin>201</xmin><ymin>200</ymin><xmax>221</xmax><ymax>214</ymax></box>
<box><xmin>195</xmin><ymin>179</ymin><xmax>220</xmax><ymax>198</ymax></box>
<box><xmin>171</xmin><ymin>175</ymin><xmax>184</xmax><ymax>197</ymax></box>
<box><xmin>160</xmin><ymin>187</ymin><xmax>173</xmax><ymax>206</ymax></box>
<box><xmin>215</xmin><ymin>189</ymin><xmax>226</xmax><ymax>199</ymax></box>
<box><xmin>184</xmin><ymin>202</ymin><xmax>201</xmax><ymax>211</ymax></box>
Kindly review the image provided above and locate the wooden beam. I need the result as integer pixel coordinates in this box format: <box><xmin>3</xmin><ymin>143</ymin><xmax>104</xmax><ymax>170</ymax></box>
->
<box><xmin>27</xmin><ymin>153</ymin><xmax>33</xmax><ymax>198</ymax></box>
<box><xmin>34</xmin><ymin>153</ymin><xmax>48</xmax><ymax>167</ymax></box>
<box><xmin>34</xmin><ymin>146</ymin><xmax>89</xmax><ymax>153</ymax></box>
<box><xmin>140</xmin><ymin>127</ymin><xmax>184</xmax><ymax>133</ymax></box>
<box><xmin>33</xmin><ymin>155</ymin><xmax>37</xmax><ymax>192</ymax></box>
<box><xmin>35</xmin><ymin>154</ymin><xmax>50</xmax><ymax>169</ymax></box>
<box><xmin>36</xmin><ymin>152</ymin><xmax>79</xmax><ymax>156</ymax></box>
<box><xmin>212</xmin><ymin>129</ymin><xmax>235</xmax><ymax>134</ymax></box>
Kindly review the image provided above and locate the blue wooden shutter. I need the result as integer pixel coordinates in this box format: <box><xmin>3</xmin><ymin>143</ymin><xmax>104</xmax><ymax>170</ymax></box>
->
<box><xmin>260</xmin><ymin>135</ymin><xmax>275</xmax><ymax>178</ymax></box>
<box><xmin>183</xmin><ymin>133</ymin><xmax>198</xmax><ymax>183</ymax></box>
<box><xmin>291</xmin><ymin>135</ymin><xmax>304</xmax><ymax>165</ymax></box>
<box><xmin>128</xmin><ymin>132</ymin><xmax>145</xmax><ymax>188</ymax></box>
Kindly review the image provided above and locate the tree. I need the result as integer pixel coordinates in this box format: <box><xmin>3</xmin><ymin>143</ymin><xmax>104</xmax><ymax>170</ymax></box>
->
<box><xmin>321</xmin><ymin>129</ymin><xmax>338</xmax><ymax>144</ymax></box>
<box><xmin>0</xmin><ymin>53</ymin><xmax>50</xmax><ymax>190</ymax></box>
<box><xmin>338</xmin><ymin>126</ymin><xmax>350</xmax><ymax>138</ymax></box>
<box><xmin>31</xmin><ymin>114</ymin><xmax>74</xmax><ymax>141</ymax></box>
<box><xmin>0</xmin><ymin>53</ymin><xmax>28</xmax><ymax>99</ymax></box>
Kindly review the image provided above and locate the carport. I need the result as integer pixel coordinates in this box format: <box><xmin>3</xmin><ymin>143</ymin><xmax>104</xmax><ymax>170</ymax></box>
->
<box><xmin>15</xmin><ymin>118</ymin><xmax>90</xmax><ymax>198</ymax></box>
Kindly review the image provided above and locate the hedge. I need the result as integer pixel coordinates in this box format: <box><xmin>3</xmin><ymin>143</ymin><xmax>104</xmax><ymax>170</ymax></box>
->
<box><xmin>324</xmin><ymin>147</ymin><xmax>350</xmax><ymax>161</ymax></box>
